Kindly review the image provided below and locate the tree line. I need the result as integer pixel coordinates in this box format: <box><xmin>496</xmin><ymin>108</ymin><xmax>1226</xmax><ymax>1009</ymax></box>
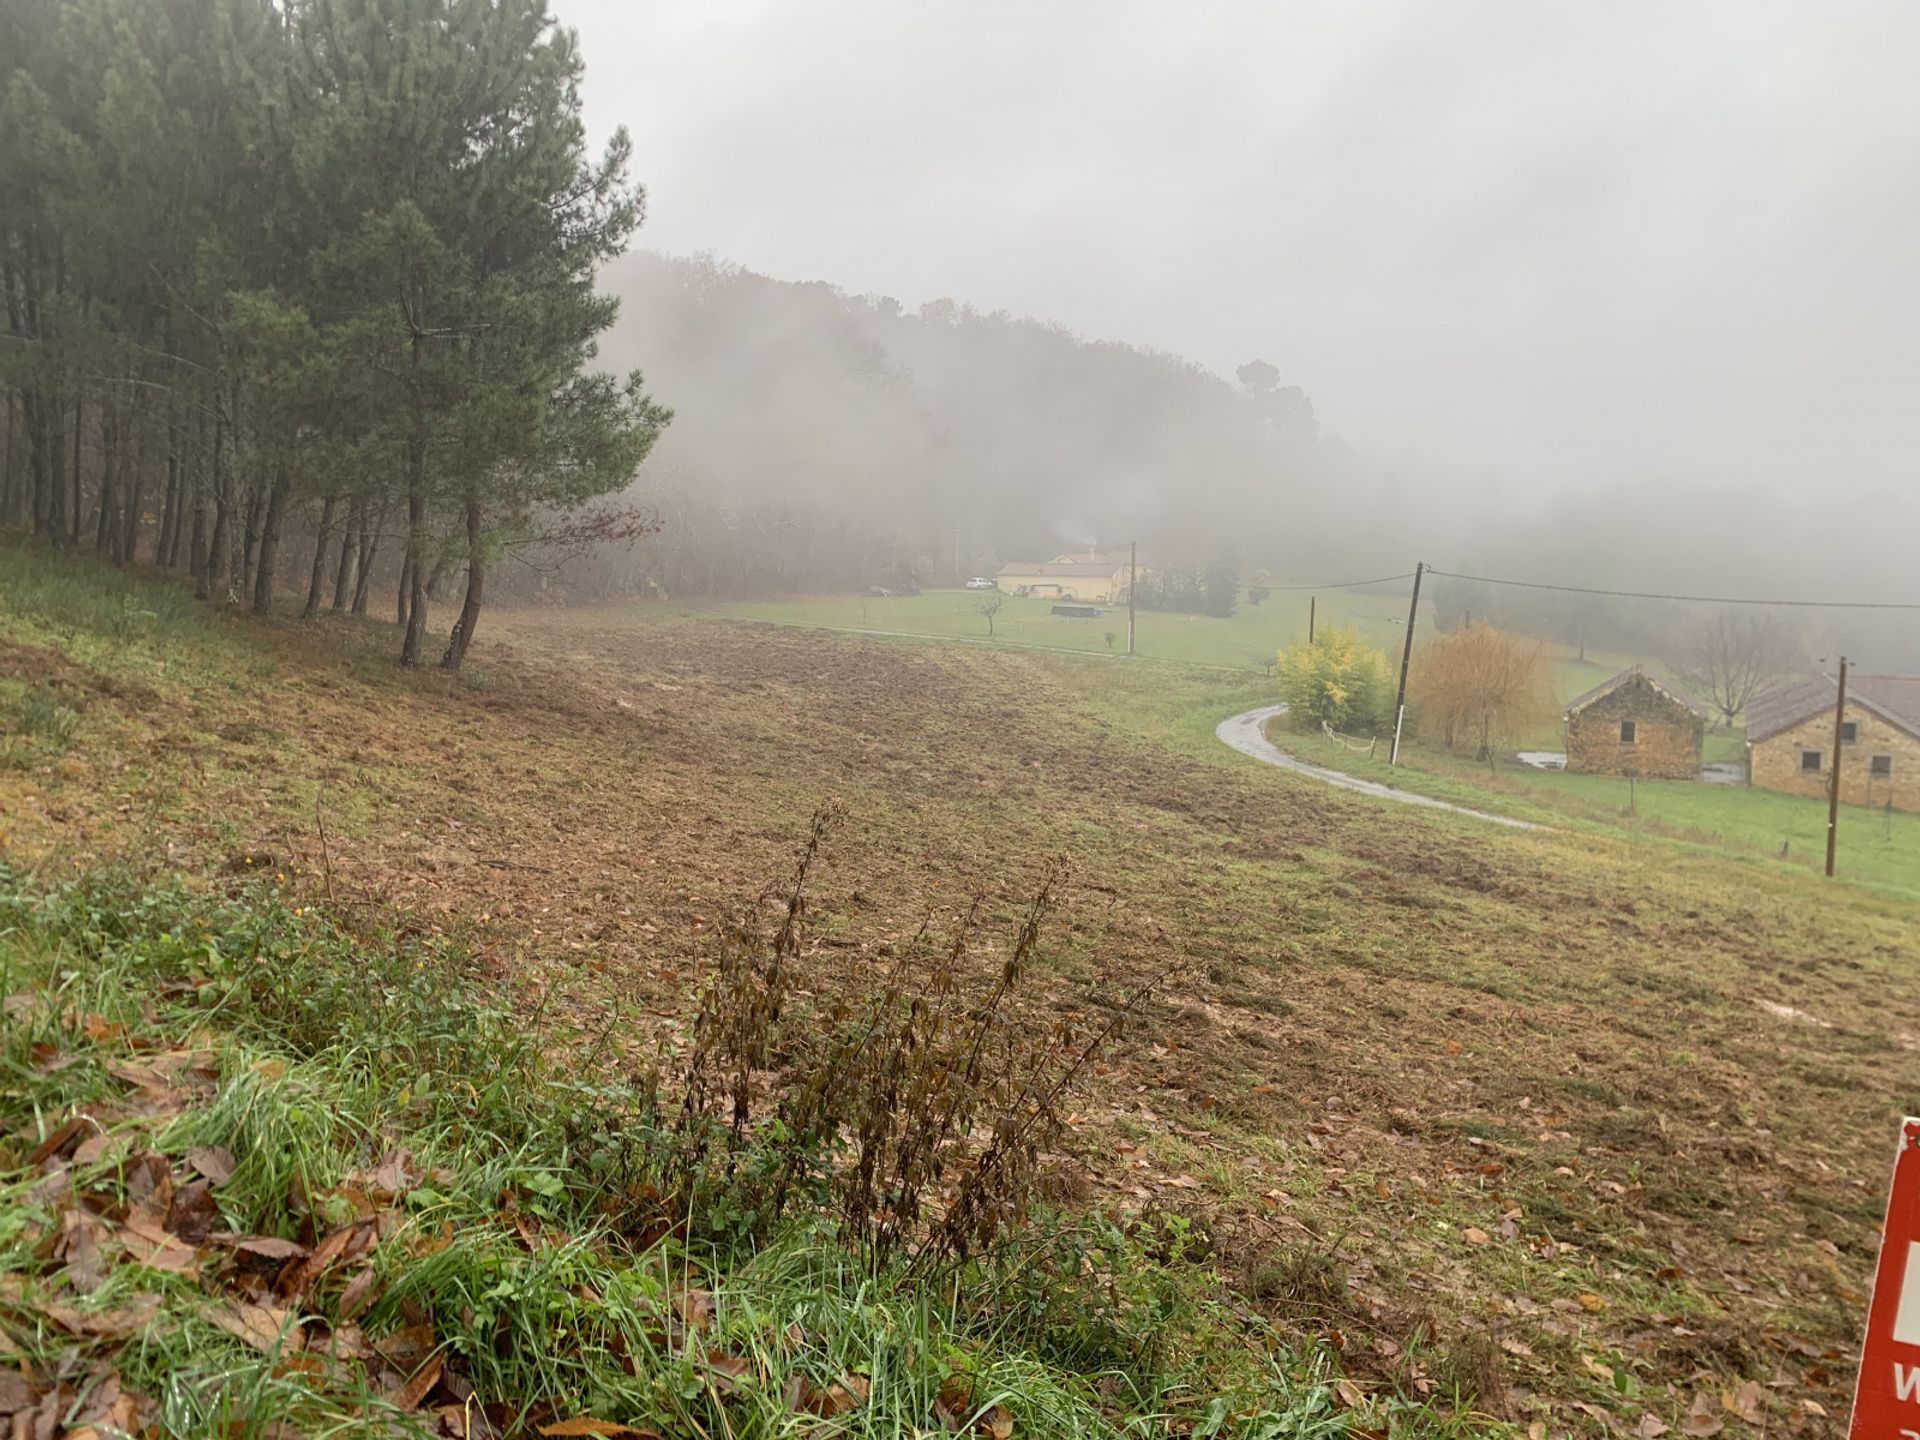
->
<box><xmin>0</xmin><ymin>0</ymin><xmax>668</xmax><ymax>667</ymax></box>
<box><xmin>572</xmin><ymin>252</ymin><xmax>1347</xmax><ymax>600</ymax></box>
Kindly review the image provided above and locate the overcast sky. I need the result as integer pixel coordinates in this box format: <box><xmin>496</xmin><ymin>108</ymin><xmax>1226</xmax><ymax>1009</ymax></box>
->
<box><xmin>568</xmin><ymin>1</ymin><xmax>1920</xmax><ymax>495</ymax></box>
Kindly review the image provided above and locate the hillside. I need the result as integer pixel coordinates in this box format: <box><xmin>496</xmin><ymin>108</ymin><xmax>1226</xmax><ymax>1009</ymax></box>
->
<box><xmin>2</xmin><ymin>547</ymin><xmax>1912</xmax><ymax>1436</ymax></box>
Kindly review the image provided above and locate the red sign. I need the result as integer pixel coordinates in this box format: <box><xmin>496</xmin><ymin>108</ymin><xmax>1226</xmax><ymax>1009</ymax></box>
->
<box><xmin>1851</xmin><ymin>1118</ymin><xmax>1920</xmax><ymax>1440</ymax></box>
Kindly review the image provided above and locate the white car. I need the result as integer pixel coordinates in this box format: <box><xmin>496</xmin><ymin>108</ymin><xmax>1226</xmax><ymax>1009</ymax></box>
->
<box><xmin>964</xmin><ymin>577</ymin><xmax>997</xmax><ymax>591</ymax></box>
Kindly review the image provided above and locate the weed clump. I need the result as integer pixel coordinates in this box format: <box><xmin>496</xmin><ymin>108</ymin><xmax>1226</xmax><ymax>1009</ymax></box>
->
<box><xmin>663</xmin><ymin>806</ymin><xmax>1156</xmax><ymax>1272</ymax></box>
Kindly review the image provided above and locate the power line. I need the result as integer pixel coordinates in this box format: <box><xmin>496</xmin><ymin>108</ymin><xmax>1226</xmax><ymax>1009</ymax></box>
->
<box><xmin>1264</xmin><ymin>571</ymin><xmax>1416</xmax><ymax>593</ymax></box>
<box><xmin>1425</xmin><ymin>567</ymin><xmax>1920</xmax><ymax>612</ymax></box>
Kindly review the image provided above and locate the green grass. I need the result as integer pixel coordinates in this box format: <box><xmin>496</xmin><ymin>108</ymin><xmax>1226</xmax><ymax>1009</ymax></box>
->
<box><xmin>1263</xmin><ymin>723</ymin><xmax>1920</xmax><ymax>901</ymax></box>
<box><xmin>0</xmin><ymin>868</ymin><xmax>1366</xmax><ymax>1439</ymax></box>
<box><xmin>693</xmin><ymin>586</ymin><xmax>1421</xmax><ymax>671</ymax></box>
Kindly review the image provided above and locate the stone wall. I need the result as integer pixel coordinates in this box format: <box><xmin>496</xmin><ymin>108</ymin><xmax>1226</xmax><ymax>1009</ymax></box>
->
<box><xmin>1565</xmin><ymin>677</ymin><xmax>1703</xmax><ymax>779</ymax></box>
<box><xmin>1749</xmin><ymin>704</ymin><xmax>1920</xmax><ymax>811</ymax></box>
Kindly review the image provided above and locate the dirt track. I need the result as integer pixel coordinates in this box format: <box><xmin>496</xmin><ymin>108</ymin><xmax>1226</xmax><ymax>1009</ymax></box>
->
<box><xmin>1216</xmin><ymin>703</ymin><xmax>1540</xmax><ymax>828</ymax></box>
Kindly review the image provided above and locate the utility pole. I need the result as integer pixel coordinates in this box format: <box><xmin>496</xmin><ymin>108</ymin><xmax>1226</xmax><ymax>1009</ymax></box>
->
<box><xmin>1827</xmin><ymin>655</ymin><xmax>1848</xmax><ymax>878</ymax></box>
<box><xmin>1127</xmin><ymin>541</ymin><xmax>1136</xmax><ymax>656</ymax></box>
<box><xmin>1308</xmin><ymin>595</ymin><xmax>1316</xmax><ymax>644</ymax></box>
<box><xmin>1389</xmin><ymin>562</ymin><xmax>1424</xmax><ymax>766</ymax></box>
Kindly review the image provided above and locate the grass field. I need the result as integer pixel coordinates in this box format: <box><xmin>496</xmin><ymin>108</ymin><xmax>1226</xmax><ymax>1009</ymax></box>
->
<box><xmin>1263</xmin><ymin>724</ymin><xmax>1920</xmax><ymax>902</ymax></box>
<box><xmin>695</xmin><ymin>588</ymin><xmax>1664</xmax><ymax>752</ymax></box>
<box><xmin>699</xmin><ymin>585</ymin><xmax>1422</xmax><ymax>671</ymax></box>
<box><xmin>3</xmin><ymin>543</ymin><xmax>1915</xmax><ymax>1437</ymax></box>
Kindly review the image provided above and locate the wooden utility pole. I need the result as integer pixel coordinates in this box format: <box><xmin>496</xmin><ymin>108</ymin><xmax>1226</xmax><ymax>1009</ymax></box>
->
<box><xmin>1389</xmin><ymin>562</ymin><xmax>1424</xmax><ymax>766</ymax></box>
<box><xmin>1308</xmin><ymin>595</ymin><xmax>1316</xmax><ymax>644</ymax></box>
<box><xmin>1127</xmin><ymin>541</ymin><xmax>1136</xmax><ymax>656</ymax></box>
<box><xmin>1827</xmin><ymin>655</ymin><xmax>1848</xmax><ymax>878</ymax></box>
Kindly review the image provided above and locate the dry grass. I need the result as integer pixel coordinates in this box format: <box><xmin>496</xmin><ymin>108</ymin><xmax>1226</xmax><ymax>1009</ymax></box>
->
<box><xmin>3</xmin><ymin>553</ymin><xmax>1914</xmax><ymax>1436</ymax></box>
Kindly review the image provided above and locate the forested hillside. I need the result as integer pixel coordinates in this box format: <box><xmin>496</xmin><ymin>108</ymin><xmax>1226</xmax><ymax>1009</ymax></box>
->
<box><xmin>580</xmin><ymin>252</ymin><xmax>1357</xmax><ymax>597</ymax></box>
<box><xmin>0</xmin><ymin>0</ymin><xmax>668</xmax><ymax>667</ymax></box>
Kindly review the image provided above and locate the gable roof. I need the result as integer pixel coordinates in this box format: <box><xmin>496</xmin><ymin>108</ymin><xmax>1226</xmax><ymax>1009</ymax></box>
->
<box><xmin>1565</xmin><ymin>665</ymin><xmax>1707</xmax><ymax>719</ymax></box>
<box><xmin>1746</xmin><ymin>673</ymin><xmax>1920</xmax><ymax>745</ymax></box>
<box><xmin>996</xmin><ymin>559</ymin><xmax>1124</xmax><ymax>578</ymax></box>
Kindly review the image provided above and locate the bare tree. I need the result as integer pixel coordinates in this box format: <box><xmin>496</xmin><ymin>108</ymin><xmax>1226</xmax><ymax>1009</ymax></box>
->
<box><xmin>1409</xmin><ymin>622</ymin><xmax>1556</xmax><ymax>763</ymax></box>
<box><xmin>1672</xmin><ymin>612</ymin><xmax>1794</xmax><ymax>729</ymax></box>
<box><xmin>976</xmin><ymin>593</ymin><xmax>1003</xmax><ymax>637</ymax></box>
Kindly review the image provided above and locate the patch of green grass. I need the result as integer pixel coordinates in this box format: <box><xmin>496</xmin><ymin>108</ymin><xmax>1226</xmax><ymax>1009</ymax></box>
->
<box><xmin>0</xmin><ymin>869</ymin><xmax>1377</xmax><ymax>1438</ymax></box>
<box><xmin>1261</xmin><ymin>722</ymin><xmax>1920</xmax><ymax>901</ymax></box>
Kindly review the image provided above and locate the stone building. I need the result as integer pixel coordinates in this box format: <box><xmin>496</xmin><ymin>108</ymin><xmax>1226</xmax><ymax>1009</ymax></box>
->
<box><xmin>1745</xmin><ymin>673</ymin><xmax>1920</xmax><ymax>811</ymax></box>
<box><xmin>1564</xmin><ymin>666</ymin><xmax>1705</xmax><ymax>779</ymax></box>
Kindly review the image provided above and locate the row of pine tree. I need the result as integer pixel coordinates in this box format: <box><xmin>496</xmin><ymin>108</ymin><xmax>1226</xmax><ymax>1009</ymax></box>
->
<box><xmin>0</xmin><ymin>0</ymin><xmax>669</xmax><ymax>666</ymax></box>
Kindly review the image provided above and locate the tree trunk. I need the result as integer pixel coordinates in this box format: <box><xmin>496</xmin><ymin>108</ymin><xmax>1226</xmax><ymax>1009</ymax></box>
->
<box><xmin>331</xmin><ymin>494</ymin><xmax>360</xmax><ymax>610</ymax></box>
<box><xmin>26</xmin><ymin>393</ymin><xmax>50</xmax><ymax>532</ymax></box>
<box><xmin>1</xmin><ymin>390</ymin><xmax>16</xmax><ymax>525</ymax></box>
<box><xmin>44</xmin><ymin>397</ymin><xmax>68</xmax><ymax>543</ymax></box>
<box><xmin>253</xmin><ymin>469</ymin><xmax>289</xmax><ymax>614</ymax></box>
<box><xmin>440</xmin><ymin>497</ymin><xmax>484</xmax><ymax>670</ymax></box>
<box><xmin>240</xmin><ymin>481</ymin><xmax>262</xmax><ymax>602</ymax></box>
<box><xmin>351</xmin><ymin>495</ymin><xmax>385</xmax><ymax>616</ymax></box>
<box><xmin>397</xmin><ymin>551</ymin><xmax>413</xmax><ymax>631</ymax></box>
<box><xmin>94</xmin><ymin>403</ymin><xmax>117</xmax><ymax>552</ymax></box>
<box><xmin>399</xmin><ymin>319</ymin><xmax>429</xmax><ymax>665</ymax></box>
<box><xmin>69</xmin><ymin>389</ymin><xmax>84</xmax><ymax>544</ymax></box>
<box><xmin>199</xmin><ymin>409</ymin><xmax>226</xmax><ymax>600</ymax></box>
<box><xmin>305</xmin><ymin>494</ymin><xmax>336</xmax><ymax>619</ymax></box>
<box><xmin>183</xmin><ymin>413</ymin><xmax>206</xmax><ymax>576</ymax></box>
<box><xmin>157</xmin><ymin>442</ymin><xmax>179</xmax><ymax>564</ymax></box>
<box><xmin>119</xmin><ymin>416</ymin><xmax>146</xmax><ymax>565</ymax></box>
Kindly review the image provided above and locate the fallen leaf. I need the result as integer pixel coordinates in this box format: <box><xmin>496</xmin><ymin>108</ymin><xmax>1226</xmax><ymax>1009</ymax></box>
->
<box><xmin>0</xmin><ymin>1371</ymin><xmax>36</xmax><ymax>1409</ymax></box>
<box><xmin>1576</xmin><ymin>1293</ymin><xmax>1609</xmax><ymax>1312</ymax></box>
<box><xmin>215</xmin><ymin>1234</ymin><xmax>311</xmax><ymax>1260</ymax></box>
<box><xmin>1638</xmin><ymin>1415</ymin><xmax>1669</xmax><ymax>1439</ymax></box>
<box><xmin>374</xmin><ymin>1323</ymin><xmax>437</xmax><ymax>1372</ymax></box>
<box><xmin>122</xmin><ymin>1227</ymin><xmax>200</xmax><ymax>1274</ymax></box>
<box><xmin>337</xmin><ymin>1268</ymin><xmax>381</xmax><ymax>1322</ymax></box>
<box><xmin>124</xmin><ymin>1150</ymin><xmax>172</xmax><ymax>1207</ymax></box>
<box><xmin>1462</xmin><ymin>1227</ymin><xmax>1492</xmax><ymax>1245</ymax></box>
<box><xmin>537</xmin><ymin>1421</ymin><xmax>648</xmax><ymax>1437</ymax></box>
<box><xmin>1681</xmin><ymin>1392</ymin><xmax>1724</xmax><ymax>1438</ymax></box>
<box><xmin>28</xmin><ymin>1115</ymin><xmax>91</xmax><ymax>1167</ymax></box>
<box><xmin>388</xmin><ymin>1352</ymin><xmax>444</xmax><ymax>1412</ymax></box>
<box><xmin>187</xmin><ymin>1146</ymin><xmax>237</xmax><ymax>1186</ymax></box>
<box><xmin>369</xmin><ymin>1147</ymin><xmax>416</xmax><ymax>1196</ymax></box>
<box><xmin>978</xmin><ymin>1402</ymin><xmax>1014</xmax><ymax>1439</ymax></box>
<box><xmin>1724</xmin><ymin>1381</ymin><xmax>1763</xmax><ymax>1424</ymax></box>
<box><xmin>167</xmin><ymin>1179</ymin><xmax>219</xmax><ymax>1243</ymax></box>
<box><xmin>210</xmin><ymin>1302</ymin><xmax>303</xmax><ymax>1353</ymax></box>
<box><xmin>42</xmin><ymin>1295</ymin><xmax>162</xmax><ymax>1339</ymax></box>
<box><xmin>673</xmin><ymin>1288</ymin><xmax>715</xmax><ymax>1331</ymax></box>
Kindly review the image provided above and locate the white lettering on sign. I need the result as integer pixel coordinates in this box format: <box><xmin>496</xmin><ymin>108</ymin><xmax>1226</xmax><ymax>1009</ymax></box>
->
<box><xmin>1897</xmin><ymin>1364</ymin><xmax>1920</xmax><ymax>1403</ymax></box>
<box><xmin>1898</xmin><ymin>1242</ymin><xmax>1920</xmax><ymax>1347</ymax></box>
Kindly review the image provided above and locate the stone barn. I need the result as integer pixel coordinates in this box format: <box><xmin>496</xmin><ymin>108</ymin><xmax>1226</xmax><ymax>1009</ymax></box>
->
<box><xmin>1745</xmin><ymin>673</ymin><xmax>1920</xmax><ymax>811</ymax></box>
<box><xmin>1564</xmin><ymin>666</ymin><xmax>1705</xmax><ymax>779</ymax></box>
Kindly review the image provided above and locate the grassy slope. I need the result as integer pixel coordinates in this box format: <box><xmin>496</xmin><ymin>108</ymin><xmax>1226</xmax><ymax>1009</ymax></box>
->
<box><xmin>3</xmin><ymin>544</ymin><xmax>1915</xmax><ymax>1437</ymax></box>
<box><xmin>1262</xmin><ymin>727</ymin><xmax>1920</xmax><ymax>903</ymax></box>
<box><xmin>0</xmin><ymin>874</ymin><xmax>1334</xmax><ymax>1438</ymax></box>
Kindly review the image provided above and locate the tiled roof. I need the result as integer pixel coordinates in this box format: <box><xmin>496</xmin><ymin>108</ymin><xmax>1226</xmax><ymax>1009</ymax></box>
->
<box><xmin>1564</xmin><ymin>665</ymin><xmax>1707</xmax><ymax>719</ymax></box>
<box><xmin>1745</xmin><ymin>673</ymin><xmax>1920</xmax><ymax>744</ymax></box>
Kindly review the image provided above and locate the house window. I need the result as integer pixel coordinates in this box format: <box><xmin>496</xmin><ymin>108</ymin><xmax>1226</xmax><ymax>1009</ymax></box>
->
<box><xmin>1801</xmin><ymin>750</ymin><xmax>1823</xmax><ymax>772</ymax></box>
<box><xmin>1841</xmin><ymin>721</ymin><xmax>1858</xmax><ymax>743</ymax></box>
<box><xmin>1619</xmin><ymin>720</ymin><xmax>1636</xmax><ymax>743</ymax></box>
<box><xmin>1872</xmin><ymin>754</ymin><xmax>1893</xmax><ymax>776</ymax></box>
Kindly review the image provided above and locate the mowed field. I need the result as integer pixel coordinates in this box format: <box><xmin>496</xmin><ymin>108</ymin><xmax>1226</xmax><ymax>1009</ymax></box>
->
<box><xmin>3</xmin><ymin>550</ymin><xmax>1917</xmax><ymax>1435</ymax></box>
<box><xmin>700</xmin><ymin>586</ymin><xmax>1418</xmax><ymax>672</ymax></box>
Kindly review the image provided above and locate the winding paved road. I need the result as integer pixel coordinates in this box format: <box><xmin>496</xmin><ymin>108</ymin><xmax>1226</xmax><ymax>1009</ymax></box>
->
<box><xmin>1213</xmin><ymin>705</ymin><xmax>1541</xmax><ymax>830</ymax></box>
